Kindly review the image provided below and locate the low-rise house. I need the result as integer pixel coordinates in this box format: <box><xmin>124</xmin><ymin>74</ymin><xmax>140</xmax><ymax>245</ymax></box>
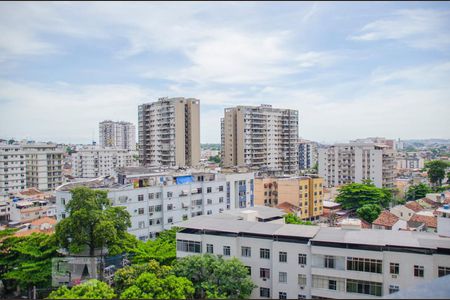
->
<box><xmin>372</xmin><ymin>210</ymin><xmax>407</xmax><ymax>230</ymax></box>
<box><xmin>390</xmin><ymin>204</ymin><xmax>416</xmax><ymax>221</ymax></box>
<box><xmin>9</xmin><ymin>199</ymin><xmax>56</xmax><ymax>223</ymax></box>
<box><xmin>408</xmin><ymin>212</ymin><xmax>437</xmax><ymax>233</ymax></box>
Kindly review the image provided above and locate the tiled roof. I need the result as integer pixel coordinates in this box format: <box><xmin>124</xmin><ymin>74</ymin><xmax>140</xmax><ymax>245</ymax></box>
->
<box><xmin>276</xmin><ymin>202</ymin><xmax>300</xmax><ymax>214</ymax></box>
<box><xmin>409</xmin><ymin>214</ymin><xmax>437</xmax><ymax>229</ymax></box>
<box><xmin>14</xmin><ymin>228</ymin><xmax>54</xmax><ymax>237</ymax></box>
<box><xmin>360</xmin><ymin>219</ymin><xmax>372</xmax><ymax>229</ymax></box>
<box><xmin>30</xmin><ymin>217</ymin><xmax>57</xmax><ymax>226</ymax></box>
<box><xmin>405</xmin><ymin>201</ymin><xmax>424</xmax><ymax>212</ymax></box>
<box><xmin>372</xmin><ymin>210</ymin><xmax>399</xmax><ymax>227</ymax></box>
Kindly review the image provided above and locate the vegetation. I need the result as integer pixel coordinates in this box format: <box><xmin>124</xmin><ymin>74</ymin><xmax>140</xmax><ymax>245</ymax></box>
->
<box><xmin>405</xmin><ymin>183</ymin><xmax>432</xmax><ymax>201</ymax></box>
<box><xmin>335</xmin><ymin>181</ymin><xmax>392</xmax><ymax>210</ymax></box>
<box><xmin>208</xmin><ymin>155</ymin><xmax>221</xmax><ymax>164</ymax></box>
<box><xmin>284</xmin><ymin>213</ymin><xmax>314</xmax><ymax>225</ymax></box>
<box><xmin>356</xmin><ymin>204</ymin><xmax>382</xmax><ymax>223</ymax></box>
<box><xmin>173</xmin><ymin>254</ymin><xmax>256</xmax><ymax>299</ymax></box>
<box><xmin>424</xmin><ymin>160</ymin><xmax>450</xmax><ymax>186</ymax></box>
<box><xmin>47</xmin><ymin>279</ymin><xmax>116</xmax><ymax>299</ymax></box>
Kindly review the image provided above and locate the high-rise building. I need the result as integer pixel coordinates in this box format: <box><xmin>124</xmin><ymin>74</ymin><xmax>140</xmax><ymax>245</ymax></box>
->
<box><xmin>0</xmin><ymin>144</ymin><xmax>27</xmax><ymax>195</ymax></box>
<box><xmin>99</xmin><ymin>120</ymin><xmax>136</xmax><ymax>150</ymax></box>
<box><xmin>221</xmin><ymin>104</ymin><xmax>298</xmax><ymax>174</ymax></box>
<box><xmin>138</xmin><ymin>97</ymin><xmax>200</xmax><ymax>168</ymax></box>
<box><xmin>298</xmin><ymin>139</ymin><xmax>318</xmax><ymax>170</ymax></box>
<box><xmin>318</xmin><ymin>143</ymin><xmax>396</xmax><ymax>188</ymax></box>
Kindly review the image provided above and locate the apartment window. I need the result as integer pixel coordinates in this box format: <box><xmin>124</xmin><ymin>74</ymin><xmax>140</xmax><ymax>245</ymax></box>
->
<box><xmin>155</xmin><ymin>192</ymin><xmax>160</xmax><ymax>199</ymax></box>
<box><xmin>389</xmin><ymin>285</ymin><xmax>399</xmax><ymax>294</ymax></box>
<box><xmin>438</xmin><ymin>266</ymin><xmax>450</xmax><ymax>277</ymax></box>
<box><xmin>223</xmin><ymin>246</ymin><xmax>231</xmax><ymax>256</ymax></box>
<box><xmin>206</xmin><ymin>244</ymin><xmax>214</xmax><ymax>254</ymax></box>
<box><xmin>149</xmin><ymin>219</ymin><xmax>154</xmax><ymax>226</ymax></box>
<box><xmin>347</xmin><ymin>257</ymin><xmax>382</xmax><ymax>273</ymax></box>
<box><xmin>241</xmin><ymin>246</ymin><xmax>251</xmax><ymax>257</ymax></box>
<box><xmin>279</xmin><ymin>272</ymin><xmax>287</xmax><ymax>283</ymax></box>
<box><xmin>260</xmin><ymin>287</ymin><xmax>270</xmax><ymax>298</ymax></box>
<box><xmin>219</xmin><ymin>197</ymin><xmax>224</xmax><ymax>203</ymax></box>
<box><xmin>138</xmin><ymin>194</ymin><xmax>144</xmax><ymax>201</ymax></box>
<box><xmin>61</xmin><ymin>198</ymin><xmax>66</xmax><ymax>206</ymax></box>
<box><xmin>176</xmin><ymin>240</ymin><xmax>201</xmax><ymax>253</ymax></box>
<box><xmin>207</xmin><ymin>210</ymin><xmax>212</xmax><ymax>215</ymax></box>
<box><xmin>149</xmin><ymin>193</ymin><xmax>154</xmax><ymax>199</ymax></box>
<box><xmin>279</xmin><ymin>251</ymin><xmax>287</xmax><ymax>263</ymax></box>
<box><xmin>138</xmin><ymin>208</ymin><xmax>145</xmax><ymax>215</ymax></box>
<box><xmin>298</xmin><ymin>254</ymin><xmax>307</xmax><ymax>265</ymax></box>
<box><xmin>167</xmin><ymin>191</ymin><xmax>173</xmax><ymax>198</ymax></box>
<box><xmin>168</xmin><ymin>217</ymin><xmax>173</xmax><ymax>223</ymax></box>
<box><xmin>260</xmin><ymin>248</ymin><xmax>270</xmax><ymax>259</ymax></box>
<box><xmin>414</xmin><ymin>265</ymin><xmax>424</xmax><ymax>277</ymax></box>
<box><xmin>207</xmin><ymin>199</ymin><xmax>212</xmax><ymax>205</ymax></box>
<box><xmin>155</xmin><ymin>205</ymin><xmax>162</xmax><ymax>212</ymax></box>
<box><xmin>207</xmin><ymin>187</ymin><xmax>212</xmax><ymax>193</ymax></box>
<box><xmin>167</xmin><ymin>204</ymin><xmax>173</xmax><ymax>211</ymax></box>
<box><xmin>182</xmin><ymin>214</ymin><xmax>188</xmax><ymax>221</ymax></box>
<box><xmin>328</xmin><ymin>280</ymin><xmax>337</xmax><ymax>290</ymax></box>
<box><xmin>298</xmin><ymin>295</ymin><xmax>306</xmax><ymax>299</ymax></box>
<box><xmin>260</xmin><ymin>268</ymin><xmax>270</xmax><ymax>279</ymax></box>
<box><xmin>279</xmin><ymin>292</ymin><xmax>287</xmax><ymax>299</ymax></box>
<box><xmin>149</xmin><ymin>206</ymin><xmax>155</xmax><ymax>213</ymax></box>
<box><xmin>324</xmin><ymin>256</ymin><xmax>335</xmax><ymax>269</ymax></box>
<box><xmin>219</xmin><ymin>185</ymin><xmax>223</xmax><ymax>192</ymax></box>
<box><xmin>390</xmin><ymin>263</ymin><xmax>399</xmax><ymax>275</ymax></box>
<box><xmin>346</xmin><ymin>279</ymin><xmax>382</xmax><ymax>296</ymax></box>
<box><xmin>245</xmin><ymin>266</ymin><xmax>251</xmax><ymax>275</ymax></box>
<box><xmin>138</xmin><ymin>221</ymin><xmax>145</xmax><ymax>229</ymax></box>
<box><xmin>298</xmin><ymin>274</ymin><xmax>306</xmax><ymax>286</ymax></box>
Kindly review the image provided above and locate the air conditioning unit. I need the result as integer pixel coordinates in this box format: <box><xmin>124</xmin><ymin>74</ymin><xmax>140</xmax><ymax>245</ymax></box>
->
<box><xmin>149</xmin><ymin>213</ymin><xmax>153</xmax><ymax>216</ymax></box>
<box><xmin>262</xmin><ymin>278</ymin><xmax>267</xmax><ymax>281</ymax></box>
<box><xmin>301</xmin><ymin>265</ymin><xmax>305</xmax><ymax>268</ymax></box>
<box><xmin>300</xmin><ymin>286</ymin><xmax>304</xmax><ymax>290</ymax></box>
<box><xmin>392</xmin><ymin>275</ymin><xmax>397</xmax><ymax>279</ymax></box>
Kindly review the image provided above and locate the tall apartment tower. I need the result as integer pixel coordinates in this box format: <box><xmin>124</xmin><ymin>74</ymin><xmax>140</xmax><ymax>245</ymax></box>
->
<box><xmin>99</xmin><ymin>120</ymin><xmax>136</xmax><ymax>150</ymax></box>
<box><xmin>221</xmin><ymin>104</ymin><xmax>299</xmax><ymax>174</ymax></box>
<box><xmin>298</xmin><ymin>139</ymin><xmax>318</xmax><ymax>170</ymax></box>
<box><xmin>138</xmin><ymin>97</ymin><xmax>200</xmax><ymax>167</ymax></box>
<box><xmin>0</xmin><ymin>144</ymin><xmax>27</xmax><ymax>195</ymax></box>
<box><xmin>318</xmin><ymin>143</ymin><xmax>395</xmax><ymax>188</ymax></box>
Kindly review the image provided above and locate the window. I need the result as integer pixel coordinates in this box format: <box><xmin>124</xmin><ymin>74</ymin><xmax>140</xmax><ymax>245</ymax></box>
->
<box><xmin>438</xmin><ymin>266</ymin><xmax>450</xmax><ymax>277</ymax></box>
<box><xmin>61</xmin><ymin>198</ymin><xmax>66</xmax><ymax>205</ymax></box>
<box><xmin>279</xmin><ymin>251</ymin><xmax>287</xmax><ymax>263</ymax></box>
<box><xmin>389</xmin><ymin>285</ymin><xmax>399</xmax><ymax>294</ymax></box>
<box><xmin>138</xmin><ymin>208</ymin><xmax>145</xmax><ymax>215</ymax></box>
<box><xmin>207</xmin><ymin>187</ymin><xmax>212</xmax><ymax>193</ymax></box>
<box><xmin>414</xmin><ymin>265</ymin><xmax>424</xmax><ymax>277</ymax></box>
<box><xmin>279</xmin><ymin>272</ymin><xmax>287</xmax><ymax>283</ymax></box>
<box><xmin>167</xmin><ymin>204</ymin><xmax>173</xmax><ymax>211</ymax></box>
<box><xmin>298</xmin><ymin>274</ymin><xmax>306</xmax><ymax>286</ymax></box>
<box><xmin>155</xmin><ymin>192</ymin><xmax>160</xmax><ymax>199</ymax></box>
<box><xmin>260</xmin><ymin>268</ymin><xmax>270</xmax><ymax>279</ymax></box>
<box><xmin>138</xmin><ymin>221</ymin><xmax>145</xmax><ymax>229</ymax></box>
<box><xmin>245</xmin><ymin>266</ymin><xmax>251</xmax><ymax>275</ymax></box>
<box><xmin>182</xmin><ymin>214</ymin><xmax>188</xmax><ymax>221</ymax></box>
<box><xmin>149</xmin><ymin>193</ymin><xmax>154</xmax><ymax>199</ymax></box>
<box><xmin>260</xmin><ymin>248</ymin><xmax>270</xmax><ymax>259</ymax></box>
<box><xmin>324</xmin><ymin>256</ymin><xmax>335</xmax><ymax>269</ymax></box>
<box><xmin>328</xmin><ymin>280</ymin><xmax>337</xmax><ymax>290</ymax></box>
<box><xmin>149</xmin><ymin>206</ymin><xmax>154</xmax><ymax>213</ymax></box>
<box><xmin>138</xmin><ymin>194</ymin><xmax>144</xmax><ymax>201</ymax></box>
<box><xmin>279</xmin><ymin>292</ymin><xmax>287</xmax><ymax>299</ymax></box>
<box><xmin>155</xmin><ymin>205</ymin><xmax>162</xmax><ymax>212</ymax></box>
<box><xmin>298</xmin><ymin>295</ymin><xmax>306</xmax><ymax>299</ymax></box>
<box><xmin>223</xmin><ymin>246</ymin><xmax>230</xmax><ymax>256</ymax></box>
<box><xmin>298</xmin><ymin>254</ymin><xmax>307</xmax><ymax>265</ymax></box>
<box><xmin>176</xmin><ymin>240</ymin><xmax>201</xmax><ymax>253</ymax></box>
<box><xmin>219</xmin><ymin>186</ymin><xmax>223</xmax><ymax>192</ymax></box>
<box><xmin>346</xmin><ymin>279</ymin><xmax>382</xmax><ymax>296</ymax></box>
<box><xmin>168</xmin><ymin>217</ymin><xmax>173</xmax><ymax>223</ymax></box>
<box><xmin>207</xmin><ymin>199</ymin><xmax>212</xmax><ymax>205</ymax></box>
<box><xmin>390</xmin><ymin>263</ymin><xmax>399</xmax><ymax>275</ymax></box>
<box><xmin>207</xmin><ymin>210</ymin><xmax>212</xmax><ymax>215</ymax></box>
<box><xmin>241</xmin><ymin>246</ymin><xmax>251</xmax><ymax>257</ymax></box>
<box><xmin>260</xmin><ymin>287</ymin><xmax>270</xmax><ymax>298</ymax></box>
<box><xmin>347</xmin><ymin>257</ymin><xmax>382</xmax><ymax>273</ymax></box>
<box><xmin>206</xmin><ymin>244</ymin><xmax>214</xmax><ymax>254</ymax></box>
<box><xmin>167</xmin><ymin>191</ymin><xmax>173</xmax><ymax>197</ymax></box>
<box><xmin>219</xmin><ymin>197</ymin><xmax>224</xmax><ymax>203</ymax></box>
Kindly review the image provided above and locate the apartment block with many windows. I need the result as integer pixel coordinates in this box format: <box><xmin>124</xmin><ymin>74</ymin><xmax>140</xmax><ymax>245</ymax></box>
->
<box><xmin>138</xmin><ymin>97</ymin><xmax>200</xmax><ymax>168</ymax></box>
<box><xmin>221</xmin><ymin>104</ymin><xmax>299</xmax><ymax>174</ymax></box>
<box><xmin>99</xmin><ymin>120</ymin><xmax>136</xmax><ymax>150</ymax></box>
<box><xmin>0</xmin><ymin>144</ymin><xmax>27</xmax><ymax>195</ymax></box>
<box><xmin>298</xmin><ymin>139</ymin><xmax>318</xmax><ymax>171</ymax></box>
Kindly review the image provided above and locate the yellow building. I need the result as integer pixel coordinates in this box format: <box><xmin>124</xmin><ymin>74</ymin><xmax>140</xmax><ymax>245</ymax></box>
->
<box><xmin>254</xmin><ymin>176</ymin><xmax>324</xmax><ymax>220</ymax></box>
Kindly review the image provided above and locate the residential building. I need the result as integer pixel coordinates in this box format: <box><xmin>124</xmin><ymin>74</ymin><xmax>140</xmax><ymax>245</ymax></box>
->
<box><xmin>138</xmin><ymin>97</ymin><xmax>200</xmax><ymax>168</ymax></box>
<box><xmin>99</xmin><ymin>120</ymin><xmax>136</xmax><ymax>150</ymax></box>
<box><xmin>176</xmin><ymin>213</ymin><xmax>450</xmax><ymax>299</ymax></box>
<box><xmin>71</xmin><ymin>147</ymin><xmax>138</xmax><ymax>178</ymax></box>
<box><xmin>318</xmin><ymin>143</ymin><xmax>396</xmax><ymax>188</ymax></box>
<box><xmin>9</xmin><ymin>198</ymin><xmax>56</xmax><ymax>223</ymax></box>
<box><xmin>298</xmin><ymin>139</ymin><xmax>318</xmax><ymax>171</ymax></box>
<box><xmin>0</xmin><ymin>144</ymin><xmax>27</xmax><ymax>195</ymax></box>
<box><xmin>396</xmin><ymin>152</ymin><xmax>425</xmax><ymax>170</ymax></box>
<box><xmin>55</xmin><ymin>167</ymin><xmax>254</xmax><ymax>241</ymax></box>
<box><xmin>372</xmin><ymin>211</ymin><xmax>407</xmax><ymax>230</ymax></box>
<box><xmin>254</xmin><ymin>175</ymin><xmax>324</xmax><ymax>220</ymax></box>
<box><xmin>351</xmin><ymin>137</ymin><xmax>396</xmax><ymax>150</ymax></box>
<box><xmin>221</xmin><ymin>104</ymin><xmax>298</xmax><ymax>174</ymax></box>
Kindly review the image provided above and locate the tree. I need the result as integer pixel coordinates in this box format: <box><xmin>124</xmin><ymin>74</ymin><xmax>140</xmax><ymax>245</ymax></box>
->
<box><xmin>173</xmin><ymin>254</ymin><xmax>256</xmax><ymax>299</ymax></box>
<box><xmin>208</xmin><ymin>155</ymin><xmax>221</xmax><ymax>164</ymax></box>
<box><xmin>356</xmin><ymin>204</ymin><xmax>382</xmax><ymax>223</ymax></box>
<box><xmin>47</xmin><ymin>279</ymin><xmax>116</xmax><ymax>299</ymax></box>
<box><xmin>335</xmin><ymin>182</ymin><xmax>391</xmax><ymax>210</ymax></box>
<box><xmin>424</xmin><ymin>160</ymin><xmax>450</xmax><ymax>186</ymax></box>
<box><xmin>55</xmin><ymin>187</ymin><xmax>131</xmax><ymax>256</ymax></box>
<box><xmin>284</xmin><ymin>213</ymin><xmax>314</xmax><ymax>225</ymax></box>
<box><xmin>120</xmin><ymin>273</ymin><xmax>194</xmax><ymax>299</ymax></box>
<box><xmin>405</xmin><ymin>183</ymin><xmax>432</xmax><ymax>201</ymax></box>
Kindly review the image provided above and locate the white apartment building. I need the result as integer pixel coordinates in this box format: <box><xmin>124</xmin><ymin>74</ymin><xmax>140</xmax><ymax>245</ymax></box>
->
<box><xmin>22</xmin><ymin>144</ymin><xmax>64</xmax><ymax>191</ymax></box>
<box><xmin>318</xmin><ymin>143</ymin><xmax>395</xmax><ymax>188</ymax></box>
<box><xmin>0</xmin><ymin>144</ymin><xmax>27</xmax><ymax>195</ymax></box>
<box><xmin>9</xmin><ymin>198</ymin><xmax>56</xmax><ymax>223</ymax></box>
<box><xmin>99</xmin><ymin>120</ymin><xmax>136</xmax><ymax>150</ymax></box>
<box><xmin>176</xmin><ymin>213</ymin><xmax>450</xmax><ymax>299</ymax></box>
<box><xmin>221</xmin><ymin>104</ymin><xmax>299</xmax><ymax>174</ymax></box>
<box><xmin>55</xmin><ymin>168</ymin><xmax>254</xmax><ymax>241</ymax></box>
<box><xmin>396</xmin><ymin>152</ymin><xmax>425</xmax><ymax>170</ymax></box>
<box><xmin>298</xmin><ymin>139</ymin><xmax>318</xmax><ymax>171</ymax></box>
<box><xmin>71</xmin><ymin>147</ymin><xmax>138</xmax><ymax>178</ymax></box>
<box><xmin>138</xmin><ymin>97</ymin><xmax>200</xmax><ymax>168</ymax></box>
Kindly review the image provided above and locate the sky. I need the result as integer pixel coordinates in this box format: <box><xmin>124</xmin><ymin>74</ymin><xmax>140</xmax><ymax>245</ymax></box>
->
<box><xmin>1</xmin><ymin>1</ymin><xmax>450</xmax><ymax>145</ymax></box>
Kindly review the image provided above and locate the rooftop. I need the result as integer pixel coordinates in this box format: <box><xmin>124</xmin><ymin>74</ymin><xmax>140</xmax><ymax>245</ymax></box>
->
<box><xmin>409</xmin><ymin>214</ymin><xmax>437</xmax><ymax>228</ymax></box>
<box><xmin>372</xmin><ymin>211</ymin><xmax>400</xmax><ymax>227</ymax></box>
<box><xmin>405</xmin><ymin>201</ymin><xmax>425</xmax><ymax>212</ymax></box>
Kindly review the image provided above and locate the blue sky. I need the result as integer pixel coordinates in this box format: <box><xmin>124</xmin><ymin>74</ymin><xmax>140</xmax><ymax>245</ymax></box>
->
<box><xmin>1</xmin><ymin>1</ymin><xmax>450</xmax><ymax>144</ymax></box>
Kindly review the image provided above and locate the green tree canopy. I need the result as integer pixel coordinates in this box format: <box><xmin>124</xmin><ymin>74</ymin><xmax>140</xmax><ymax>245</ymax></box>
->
<box><xmin>284</xmin><ymin>213</ymin><xmax>314</xmax><ymax>225</ymax></box>
<box><xmin>173</xmin><ymin>254</ymin><xmax>256</xmax><ymax>299</ymax></box>
<box><xmin>335</xmin><ymin>181</ymin><xmax>392</xmax><ymax>210</ymax></box>
<box><xmin>47</xmin><ymin>279</ymin><xmax>116</xmax><ymax>299</ymax></box>
<box><xmin>55</xmin><ymin>187</ymin><xmax>131</xmax><ymax>256</ymax></box>
<box><xmin>405</xmin><ymin>183</ymin><xmax>432</xmax><ymax>201</ymax></box>
<box><xmin>424</xmin><ymin>160</ymin><xmax>450</xmax><ymax>186</ymax></box>
<box><xmin>356</xmin><ymin>204</ymin><xmax>382</xmax><ymax>223</ymax></box>
<box><xmin>208</xmin><ymin>155</ymin><xmax>221</xmax><ymax>164</ymax></box>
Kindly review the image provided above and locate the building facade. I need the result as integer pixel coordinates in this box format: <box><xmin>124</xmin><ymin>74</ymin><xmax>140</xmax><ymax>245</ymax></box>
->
<box><xmin>71</xmin><ymin>147</ymin><xmax>138</xmax><ymax>178</ymax></box>
<box><xmin>318</xmin><ymin>143</ymin><xmax>395</xmax><ymax>188</ymax></box>
<box><xmin>221</xmin><ymin>104</ymin><xmax>298</xmax><ymax>174</ymax></box>
<box><xmin>99</xmin><ymin>120</ymin><xmax>136</xmax><ymax>150</ymax></box>
<box><xmin>138</xmin><ymin>97</ymin><xmax>200</xmax><ymax>168</ymax></box>
<box><xmin>298</xmin><ymin>139</ymin><xmax>318</xmax><ymax>171</ymax></box>
<box><xmin>0</xmin><ymin>144</ymin><xmax>27</xmax><ymax>195</ymax></box>
<box><xmin>176</xmin><ymin>215</ymin><xmax>450</xmax><ymax>299</ymax></box>
<box><xmin>396</xmin><ymin>152</ymin><xmax>425</xmax><ymax>170</ymax></box>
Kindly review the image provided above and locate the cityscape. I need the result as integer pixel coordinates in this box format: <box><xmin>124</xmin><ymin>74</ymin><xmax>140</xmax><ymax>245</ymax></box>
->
<box><xmin>1</xmin><ymin>2</ymin><xmax>450</xmax><ymax>300</ymax></box>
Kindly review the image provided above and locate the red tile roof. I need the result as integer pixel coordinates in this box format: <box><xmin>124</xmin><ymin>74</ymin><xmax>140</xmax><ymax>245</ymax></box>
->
<box><xmin>276</xmin><ymin>202</ymin><xmax>300</xmax><ymax>214</ymax></box>
<box><xmin>409</xmin><ymin>214</ymin><xmax>437</xmax><ymax>229</ymax></box>
<box><xmin>30</xmin><ymin>217</ymin><xmax>57</xmax><ymax>226</ymax></box>
<box><xmin>372</xmin><ymin>211</ymin><xmax>399</xmax><ymax>228</ymax></box>
<box><xmin>405</xmin><ymin>201</ymin><xmax>424</xmax><ymax>212</ymax></box>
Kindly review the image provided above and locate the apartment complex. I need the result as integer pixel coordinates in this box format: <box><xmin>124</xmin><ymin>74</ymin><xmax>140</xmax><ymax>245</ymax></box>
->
<box><xmin>254</xmin><ymin>176</ymin><xmax>324</xmax><ymax>220</ymax></box>
<box><xmin>56</xmin><ymin>167</ymin><xmax>254</xmax><ymax>241</ymax></box>
<box><xmin>0</xmin><ymin>144</ymin><xmax>27</xmax><ymax>195</ymax></box>
<box><xmin>71</xmin><ymin>147</ymin><xmax>138</xmax><ymax>178</ymax></box>
<box><xmin>99</xmin><ymin>120</ymin><xmax>136</xmax><ymax>150</ymax></box>
<box><xmin>396</xmin><ymin>152</ymin><xmax>425</xmax><ymax>170</ymax></box>
<box><xmin>298</xmin><ymin>139</ymin><xmax>318</xmax><ymax>171</ymax></box>
<box><xmin>318</xmin><ymin>143</ymin><xmax>395</xmax><ymax>188</ymax></box>
<box><xmin>176</xmin><ymin>213</ymin><xmax>450</xmax><ymax>299</ymax></box>
<box><xmin>221</xmin><ymin>104</ymin><xmax>299</xmax><ymax>174</ymax></box>
<box><xmin>138</xmin><ymin>97</ymin><xmax>200</xmax><ymax>168</ymax></box>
